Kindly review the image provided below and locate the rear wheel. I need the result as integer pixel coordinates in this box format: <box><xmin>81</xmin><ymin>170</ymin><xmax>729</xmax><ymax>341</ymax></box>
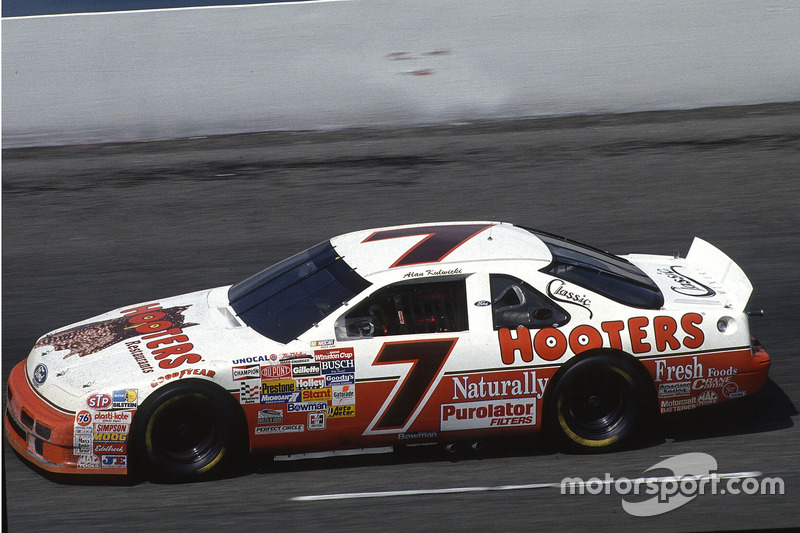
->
<box><xmin>133</xmin><ymin>381</ymin><xmax>243</xmax><ymax>482</ymax></box>
<box><xmin>546</xmin><ymin>353</ymin><xmax>651</xmax><ymax>452</ymax></box>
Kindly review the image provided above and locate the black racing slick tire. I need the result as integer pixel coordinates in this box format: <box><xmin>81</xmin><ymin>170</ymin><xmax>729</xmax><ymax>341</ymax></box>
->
<box><xmin>132</xmin><ymin>381</ymin><xmax>243</xmax><ymax>482</ymax></box>
<box><xmin>545</xmin><ymin>353</ymin><xmax>652</xmax><ymax>453</ymax></box>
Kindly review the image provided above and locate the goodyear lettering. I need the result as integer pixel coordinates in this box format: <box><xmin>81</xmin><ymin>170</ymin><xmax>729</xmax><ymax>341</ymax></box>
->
<box><xmin>500</xmin><ymin>313</ymin><xmax>705</xmax><ymax>364</ymax></box>
<box><xmin>150</xmin><ymin>368</ymin><xmax>216</xmax><ymax>388</ymax></box>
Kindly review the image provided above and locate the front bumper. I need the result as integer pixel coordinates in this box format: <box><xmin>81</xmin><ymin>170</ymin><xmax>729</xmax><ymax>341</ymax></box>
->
<box><xmin>5</xmin><ymin>360</ymin><xmax>126</xmax><ymax>475</ymax></box>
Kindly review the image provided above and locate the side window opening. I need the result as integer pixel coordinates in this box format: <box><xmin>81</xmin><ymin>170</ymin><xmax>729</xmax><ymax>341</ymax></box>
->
<box><xmin>336</xmin><ymin>278</ymin><xmax>468</xmax><ymax>340</ymax></box>
<box><xmin>491</xmin><ymin>274</ymin><xmax>570</xmax><ymax>330</ymax></box>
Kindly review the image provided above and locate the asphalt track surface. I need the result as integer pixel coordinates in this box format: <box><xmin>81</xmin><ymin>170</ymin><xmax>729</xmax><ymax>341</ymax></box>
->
<box><xmin>3</xmin><ymin>104</ymin><xmax>800</xmax><ymax>531</ymax></box>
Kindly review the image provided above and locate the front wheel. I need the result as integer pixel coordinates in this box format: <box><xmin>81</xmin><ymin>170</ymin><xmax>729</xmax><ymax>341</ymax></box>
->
<box><xmin>132</xmin><ymin>381</ymin><xmax>243</xmax><ymax>482</ymax></box>
<box><xmin>545</xmin><ymin>353</ymin><xmax>652</xmax><ymax>452</ymax></box>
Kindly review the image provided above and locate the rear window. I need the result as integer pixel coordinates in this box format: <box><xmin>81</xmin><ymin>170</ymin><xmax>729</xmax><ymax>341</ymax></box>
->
<box><xmin>527</xmin><ymin>229</ymin><xmax>664</xmax><ymax>310</ymax></box>
<box><xmin>229</xmin><ymin>241</ymin><xmax>371</xmax><ymax>343</ymax></box>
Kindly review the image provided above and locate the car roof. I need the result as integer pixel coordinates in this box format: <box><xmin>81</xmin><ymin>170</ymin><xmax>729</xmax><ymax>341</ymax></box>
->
<box><xmin>329</xmin><ymin>221</ymin><xmax>553</xmax><ymax>278</ymax></box>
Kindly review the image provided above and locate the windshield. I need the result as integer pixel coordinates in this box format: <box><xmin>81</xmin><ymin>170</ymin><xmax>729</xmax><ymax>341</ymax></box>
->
<box><xmin>229</xmin><ymin>241</ymin><xmax>371</xmax><ymax>343</ymax></box>
<box><xmin>527</xmin><ymin>229</ymin><xmax>664</xmax><ymax>309</ymax></box>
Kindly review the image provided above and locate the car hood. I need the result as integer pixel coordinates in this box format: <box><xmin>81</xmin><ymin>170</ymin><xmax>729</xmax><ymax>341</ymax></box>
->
<box><xmin>623</xmin><ymin>238</ymin><xmax>753</xmax><ymax>312</ymax></box>
<box><xmin>25</xmin><ymin>285</ymin><xmax>265</xmax><ymax>412</ymax></box>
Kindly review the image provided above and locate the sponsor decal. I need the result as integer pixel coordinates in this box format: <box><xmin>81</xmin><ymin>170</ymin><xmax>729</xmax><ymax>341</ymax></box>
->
<box><xmin>314</xmin><ymin>347</ymin><xmax>354</xmax><ymax>361</ymax></box>
<box><xmin>279</xmin><ymin>352</ymin><xmax>313</xmax><ymax>362</ymax></box>
<box><xmin>292</xmin><ymin>362</ymin><xmax>321</xmax><ymax>377</ymax></box>
<box><xmin>32</xmin><ymin>363</ymin><xmax>48</xmax><ymax>387</ymax></box>
<box><xmin>261</xmin><ymin>364</ymin><xmax>291</xmax><ymax>380</ymax></box>
<box><xmin>101</xmin><ymin>455</ymin><xmax>127</xmax><ymax>469</ymax></box>
<box><xmin>93</xmin><ymin>410</ymin><xmax>133</xmax><ymax>423</ymax></box>
<box><xmin>232</xmin><ymin>364</ymin><xmax>260</xmax><ymax>381</ymax></box>
<box><xmin>658</xmin><ymin>382</ymin><xmax>691</xmax><ymax>398</ymax></box>
<box><xmin>320</xmin><ymin>359</ymin><xmax>355</xmax><ymax>374</ymax></box>
<box><xmin>125</xmin><ymin>340</ymin><xmax>154</xmax><ymax>374</ymax></box>
<box><xmin>398</xmin><ymin>431</ymin><xmax>437</xmax><ymax>441</ymax></box>
<box><xmin>441</xmin><ymin>398</ymin><xmax>537</xmax><ymax>431</ymax></box>
<box><xmin>257</xmin><ymin>408</ymin><xmax>284</xmax><ymax>424</ymax></box>
<box><xmin>232</xmin><ymin>354</ymin><xmax>274</xmax><ymax>365</ymax></box>
<box><xmin>260</xmin><ymin>391</ymin><xmax>301</xmax><ymax>404</ymax></box>
<box><xmin>692</xmin><ymin>376</ymin><xmax>732</xmax><ymax>390</ymax></box>
<box><xmin>547</xmin><ymin>279</ymin><xmax>592</xmax><ymax>318</ymax></box>
<box><xmin>451</xmin><ymin>371</ymin><xmax>548</xmax><ymax>400</ymax></box>
<box><xmin>73</xmin><ymin>429</ymin><xmax>93</xmax><ymax>455</ymax></box>
<box><xmin>328</xmin><ymin>405</ymin><xmax>356</xmax><ymax>418</ymax></box>
<box><xmin>660</xmin><ymin>397</ymin><xmax>697</xmax><ymax>413</ymax></box>
<box><xmin>657</xmin><ymin>266</ymin><xmax>716</xmax><ymax>297</ymax></box>
<box><xmin>93</xmin><ymin>432</ymin><xmax>128</xmax><ymax>442</ymax></box>
<box><xmin>75</xmin><ymin>410</ymin><xmax>93</xmax><ymax>427</ymax></box>
<box><xmin>308</xmin><ymin>411</ymin><xmax>326</xmax><ymax>430</ymax></box>
<box><xmin>34</xmin><ymin>302</ymin><xmax>200</xmax><ymax>371</ymax></box>
<box><xmin>295</xmin><ymin>376</ymin><xmax>326</xmax><ymax>390</ymax></box>
<box><xmin>112</xmin><ymin>389</ymin><xmax>138</xmax><ymax>409</ymax></box>
<box><xmin>94</xmin><ymin>423</ymin><xmax>130</xmax><ymax>433</ymax></box>
<box><xmin>697</xmin><ymin>390</ymin><xmax>719</xmax><ymax>406</ymax></box>
<box><xmin>474</xmin><ymin>300</ymin><xmax>491</xmax><ymax>307</ymax></box>
<box><xmin>287</xmin><ymin>402</ymin><xmax>328</xmax><ymax>413</ymax></box>
<box><xmin>499</xmin><ymin>313</ymin><xmax>704</xmax><ymax>364</ymax></box>
<box><xmin>310</xmin><ymin>339</ymin><xmax>335</xmax><ymax>347</ymax></box>
<box><xmin>239</xmin><ymin>379</ymin><xmax>260</xmax><ymax>405</ymax></box>
<box><xmin>331</xmin><ymin>385</ymin><xmax>355</xmax><ymax>405</ymax></box>
<box><xmin>255</xmin><ymin>424</ymin><xmax>304</xmax><ymax>434</ymax></box>
<box><xmin>77</xmin><ymin>455</ymin><xmax>101</xmax><ymax>468</ymax></box>
<box><xmin>94</xmin><ymin>442</ymin><xmax>126</xmax><ymax>455</ymax></box>
<box><xmin>261</xmin><ymin>380</ymin><xmax>295</xmax><ymax>395</ymax></box>
<box><xmin>150</xmin><ymin>367</ymin><xmax>216</xmax><ymax>388</ymax></box>
<box><xmin>326</xmin><ymin>373</ymin><xmax>355</xmax><ymax>386</ymax></box>
<box><xmin>654</xmin><ymin>357</ymin><xmax>739</xmax><ymax>386</ymax></box>
<box><xmin>301</xmin><ymin>387</ymin><xmax>332</xmax><ymax>402</ymax></box>
<box><xmin>86</xmin><ymin>393</ymin><xmax>113</xmax><ymax>410</ymax></box>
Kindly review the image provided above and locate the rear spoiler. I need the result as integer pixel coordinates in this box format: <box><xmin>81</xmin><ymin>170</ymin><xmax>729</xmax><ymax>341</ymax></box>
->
<box><xmin>686</xmin><ymin>238</ymin><xmax>753</xmax><ymax>311</ymax></box>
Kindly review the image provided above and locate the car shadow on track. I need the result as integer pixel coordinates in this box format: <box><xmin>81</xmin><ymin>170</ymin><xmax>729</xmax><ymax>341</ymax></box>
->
<box><xmin>15</xmin><ymin>379</ymin><xmax>794</xmax><ymax>486</ymax></box>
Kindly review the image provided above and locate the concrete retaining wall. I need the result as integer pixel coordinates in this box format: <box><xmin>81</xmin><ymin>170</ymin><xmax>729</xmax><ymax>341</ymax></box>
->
<box><xmin>3</xmin><ymin>0</ymin><xmax>799</xmax><ymax>147</ymax></box>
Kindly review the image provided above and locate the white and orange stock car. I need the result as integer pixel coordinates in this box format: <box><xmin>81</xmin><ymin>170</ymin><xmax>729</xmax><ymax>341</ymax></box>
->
<box><xmin>5</xmin><ymin>222</ymin><xmax>771</xmax><ymax>481</ymax></box>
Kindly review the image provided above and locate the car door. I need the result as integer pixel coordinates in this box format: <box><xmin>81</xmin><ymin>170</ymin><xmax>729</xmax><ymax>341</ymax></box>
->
<box><xmin>328</xmin><ymin>274</ymin><xmax>485</xmax><ymax>446</ymax></box>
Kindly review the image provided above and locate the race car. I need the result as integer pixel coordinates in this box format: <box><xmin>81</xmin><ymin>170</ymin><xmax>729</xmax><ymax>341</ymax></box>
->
<box><xmin>5</xmin><ymin>222</ymin><xmax>771</xmax><ymax>481</ymax></box>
